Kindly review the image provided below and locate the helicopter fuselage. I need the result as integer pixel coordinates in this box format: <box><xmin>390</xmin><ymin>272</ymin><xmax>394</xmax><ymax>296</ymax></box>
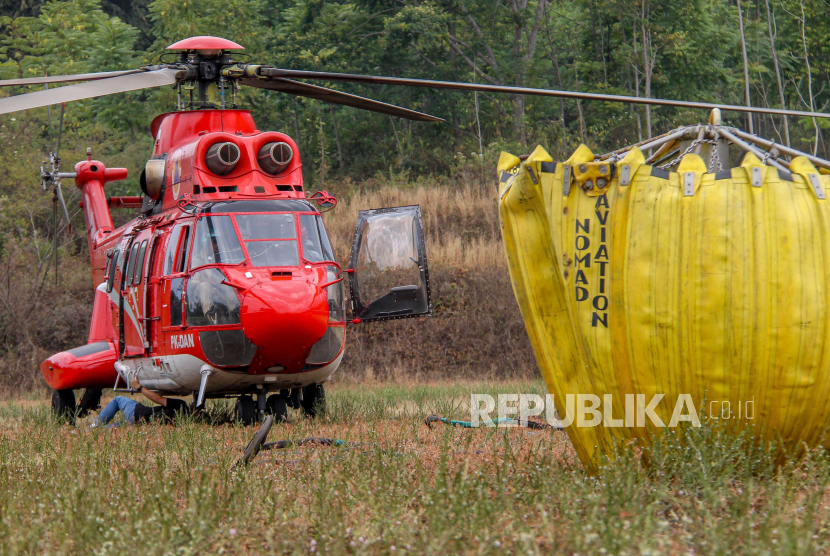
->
<box><xmin>41</xmin><ymin>109</ymin><xmax>349</xmax><ymax>399</ymax></box>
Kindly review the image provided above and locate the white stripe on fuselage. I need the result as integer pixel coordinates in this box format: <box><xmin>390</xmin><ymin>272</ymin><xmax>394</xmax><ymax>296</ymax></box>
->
<box><xmin>101</xmin><ymin>282</ymin><xmax>143</xmax><ymax>344</ymax></box>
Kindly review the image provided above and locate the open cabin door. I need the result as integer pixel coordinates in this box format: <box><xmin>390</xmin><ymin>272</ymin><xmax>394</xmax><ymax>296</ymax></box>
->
<box><xmin>122</xmin><ymin>231</ymin><xmax>152</xmax><ymax>356</ymax></box>
<box><xmin>347</xmin><ymin>205</ymin><xmax>432</xmax><ymax>322</ymax></box>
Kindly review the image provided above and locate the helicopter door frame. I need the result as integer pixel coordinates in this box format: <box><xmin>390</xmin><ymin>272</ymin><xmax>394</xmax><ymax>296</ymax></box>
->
<box><xmin>142</xmin><ymin>231</ymin><xmax>162</xmax><ymax>355</ymax></box>
<box><xmin>155</xmin><ymin>221</ymin><xmax>193</xmax><ymax>357</ymax></box>
<box><xmin>148</xmin><ymin>224</ymin><xmax>180</xmax><ymax>355</ymax></box>
<box><xmin>116</xmin><ymin>235</ymin><xmax>136</xmax><ymax>356</ymax></box>
<box><xmin>122</xmin><ymin>229</ymin><xmax>153</xmax><ymax>357</ymax></box>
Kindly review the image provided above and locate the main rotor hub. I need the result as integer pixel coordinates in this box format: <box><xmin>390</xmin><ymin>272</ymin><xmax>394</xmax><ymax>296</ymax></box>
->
<box><xmin>164</xmin><ymin>36</ymin><xmax>250</xmax><ymax>110</ymax></box>
<box><xmin>166</xmin><ymin>36</ymin><xmax>244</xmax><ymax>54</ymax></box>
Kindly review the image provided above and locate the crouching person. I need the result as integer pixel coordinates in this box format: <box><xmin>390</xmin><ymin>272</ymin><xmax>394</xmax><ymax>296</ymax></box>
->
<box><xmin>92</xmin><ymin>377</ymin><xmax>190</xmax><ymax>427</ymax></box>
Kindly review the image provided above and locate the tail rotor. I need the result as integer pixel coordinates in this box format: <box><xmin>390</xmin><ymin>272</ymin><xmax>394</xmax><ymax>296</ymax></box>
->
<box><xmin>40</xmin><ymin>101</ymin><xmax>75</xmax><ymax>283</ymax></box>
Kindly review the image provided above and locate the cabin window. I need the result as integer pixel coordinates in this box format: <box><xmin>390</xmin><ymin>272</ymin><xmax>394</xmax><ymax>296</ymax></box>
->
<box><xmin>133</xmin><ymin>240</ymin><xmax>148</xmax><ymax>285</ymax></box>
<box><xmin>186</xmin><ymin>268</ymin><xmax>241</xmax><ymax>326</ymax></box>
<box><xmin>106</xmin><ymin>249</ymin><xmax>120</xmax><ymax>293</ymax></box>
<box><xmin>170</xmin><ymin>278</ymin><xmax>184</xmax><ymax>327</ymax></box>
<box><xmin>176</xmin><ymin>226</ymin><xmax>191</xmax><ymax>273</ymax></box>
<box><xmin>236</xmin><ymin>214</ymin><xmax>299</xmax><ymax>267</ymax></box>
<box><xmin>118</xmin><ymin>247</ymin><xmax>131</xmax><ymax>292</ymax></box>
<box><xmin>190</xmin><ymin>216</ymin><xmax>244</xmax><ymax>268</ymax></box>
<box><xmin>125</xmin><ymin>243</ymin><xmax>139</xmax><ymax>289</ymax></box>
<box><xmin>163</xmin><ymin>226</ymin><xmax>183</xmax><ymax>275</ymax></box>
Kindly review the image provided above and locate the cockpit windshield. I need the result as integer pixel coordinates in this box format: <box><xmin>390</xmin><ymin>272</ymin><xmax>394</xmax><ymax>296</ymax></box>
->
<box><xmin>190</xmin><ymin>202</ymin><xmax>336</xmax><ymax>269</ymax></box>
<box><xmin>237</xmin><ymin>213</ymin><xmax>299</xmax><ymax>267</ymax></box>
<box><xmin>237</xmin><ymin>214</ymin><xmax>296</xmax><ymax>240</ymax></box>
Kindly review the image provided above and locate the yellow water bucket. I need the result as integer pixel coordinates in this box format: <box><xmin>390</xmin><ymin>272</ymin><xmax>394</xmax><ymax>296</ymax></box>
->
<box><xmin>498</xmin><ymin>143</ymin><xmax>830</xmax><ymax>466</ymax></box>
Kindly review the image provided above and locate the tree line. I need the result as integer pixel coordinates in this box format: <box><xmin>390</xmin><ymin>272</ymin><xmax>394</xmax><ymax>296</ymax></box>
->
<box><xmin>0</xmin><ymin>0</ymin><xmax>829</xmax><ymax>181</ymax></box>
<box><xmin>1</xmin><ymin>0</ymin><xmax>830</xmax><ymax>386</ymax></box>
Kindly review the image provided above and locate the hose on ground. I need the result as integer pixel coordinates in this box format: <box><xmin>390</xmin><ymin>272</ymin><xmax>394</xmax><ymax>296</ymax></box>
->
<box><xmin>424</xmin><ymin>415</ymin><xmax>562</xmax><ymax>430</ymax></box>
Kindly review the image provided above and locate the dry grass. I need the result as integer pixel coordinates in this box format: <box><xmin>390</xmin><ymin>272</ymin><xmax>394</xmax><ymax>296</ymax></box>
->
<box><xmin>320</xmin><ymin>180</ymin><xmax>533</xmax><ymax>382</ymax></box>
<box><xmin>324</xmin><ymin>182</ymin><xmax>505</xmax><ymax>270</ymax></box>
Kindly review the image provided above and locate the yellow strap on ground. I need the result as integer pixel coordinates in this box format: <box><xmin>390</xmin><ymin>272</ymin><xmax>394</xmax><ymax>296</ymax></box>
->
<box><xmin>499</xmin><ymin>144</ymin><xmax>830</xmax><ymax>468</ymax></box>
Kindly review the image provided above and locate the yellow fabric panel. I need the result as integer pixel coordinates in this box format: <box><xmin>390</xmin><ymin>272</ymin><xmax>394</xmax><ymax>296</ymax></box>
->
<box><xmin>498</xmin><ymin>146</ymin><xmax>597</xmax><ymax>465</ymax></box>
<box><xmin>498</xmin><ymin>144</ymin><xmax>830</xmax><ymax>468</ymax></box>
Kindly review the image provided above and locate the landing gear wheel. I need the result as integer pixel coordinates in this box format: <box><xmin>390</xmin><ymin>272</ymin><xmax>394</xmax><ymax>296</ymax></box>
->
<box><xmin>234</xmin><ymin>395</ymin><xmax>255</xmax><ymax>426</ymax></box>
<box><xmin>289</xmin><ymin>388</ymin><xmax>302</xmax><ymax>409</ymax></box>
<box><xmin>51</xmin><ymin>389</ymin><xmax>76</xmax><ymax>424</ymax></box>
<box><xmin>77</xmin><ymin>388</ymin><xmax>102</xmax><ymax>418</ymax></box>
<box><xmin>265</xmin><ymin>394</ymin><xmax>288</xmax><ymax>423</ymax></box>
<box><xmin>301</xmin><ymin>384</ymin><xmax>326</xmax><ymax>418</ymax></box>
<box><xmin>281</xmin><ymin>388</ymin><xmax>302</xmax><ymax>409</ymax></box>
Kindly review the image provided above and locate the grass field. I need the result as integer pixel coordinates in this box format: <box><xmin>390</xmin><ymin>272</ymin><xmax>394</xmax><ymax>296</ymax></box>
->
<box><xmin>2</xmin><ymin>380</ymin><xmax>830</xmax><ymax>555</ymax></box>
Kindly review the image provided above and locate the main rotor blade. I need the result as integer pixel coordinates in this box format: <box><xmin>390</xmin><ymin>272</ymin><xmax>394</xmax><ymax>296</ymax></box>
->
<box><xmin>0</xmin><ymin>69</ymin><xmax>142</xmax><ymax>88</ymax></box>
<box><xmin>56</xmin><ymin>103</ymin><xmax>64</xmax><ymax>160</ymax></box>
<box><xmin>261</xmin><ymin>69</ymin><xmax>830</xmax><ymax>120</ymax></box>
<box><xmin>0</xmin><ymin>68</ymin><xmax>182</xmax><ymax>115</ymax></box>
<box><xmin>242</xmin><ymin>77</ymin><xmax>443</xmax><ymax>122</ymax></box>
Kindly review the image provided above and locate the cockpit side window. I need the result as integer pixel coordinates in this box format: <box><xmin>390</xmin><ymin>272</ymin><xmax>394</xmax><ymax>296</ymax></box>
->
<box><xmin>300</xmin><ymin>214</ymin><xmax>336</xmax><ymax>263</ymax></box>
<box><xmin>163</xmin><ymin>225</ymin><xmax>182</xmax><ymax>275</ymax></box>
<box><xmin>317</xmin><ymin>216</ymin><xmax>336</xmax><ymax>262</ymax></box>
<box><xmin>186</xmin><ymin>268</ymin><xmax>241</xmax><ymax>326</ymax></box>
<box><xmin>190</xmin><ymin>216</ymin><xmax>245</xmax><ymax>269</ymax></box>
<box><xmin>176</xmin><ymin>226</ymin><xmax>191</xmax><ymax>273</ymax></box>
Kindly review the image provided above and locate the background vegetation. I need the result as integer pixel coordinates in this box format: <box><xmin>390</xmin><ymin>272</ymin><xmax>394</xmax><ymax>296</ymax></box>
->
<box><xmin>2</xmin><ymin>0</ymin><xmax>830</xmax><ymax>391</ymax></box>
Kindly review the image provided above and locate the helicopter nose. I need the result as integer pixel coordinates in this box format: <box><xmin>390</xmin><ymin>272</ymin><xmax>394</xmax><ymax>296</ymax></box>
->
<box><xmin>240</xmin><ymin>279</ymin><xmax>329</xmax><ymax>371</ymax></box>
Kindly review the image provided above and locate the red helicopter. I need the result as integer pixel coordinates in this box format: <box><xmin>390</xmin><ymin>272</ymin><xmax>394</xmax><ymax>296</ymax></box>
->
<box><xmin>11</xmin><ymin>37</ymin><xmax>439</xmax><ymax>424</ymax></box>
<box><xmin>1</xmin><ymin>36</ymin><xmax>824</xmax><ymax>424</ymax></box>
